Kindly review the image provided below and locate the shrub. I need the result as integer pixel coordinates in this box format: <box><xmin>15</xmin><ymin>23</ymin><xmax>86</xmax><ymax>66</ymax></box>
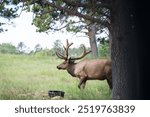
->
<box><xmin>0</xmin><ymin>43</ymin><xmax>18</xmax><ymax>54</ymax></box>
<box><xmin>98</xmin><ymin>42</ymin><xmax>110</xmax><ymax>58</ymax></box>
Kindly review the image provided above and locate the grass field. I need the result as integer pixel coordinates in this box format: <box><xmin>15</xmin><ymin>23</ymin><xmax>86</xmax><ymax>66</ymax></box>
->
<box><xmin>0</xmin><ymin>54</ymin><xmax>111</xmax><ymax>100</ymax></box>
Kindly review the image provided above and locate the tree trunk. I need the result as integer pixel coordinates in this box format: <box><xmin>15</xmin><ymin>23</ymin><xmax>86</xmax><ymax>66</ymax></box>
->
<box><xmin>88</xmin><ymin>23</ymin><xmax>98</xmax><ymax>58</ymax></box>
<box><xmin>110</xmin><ymin>0</ymin><xmax>141</xmax><ymax>99</ymax></box>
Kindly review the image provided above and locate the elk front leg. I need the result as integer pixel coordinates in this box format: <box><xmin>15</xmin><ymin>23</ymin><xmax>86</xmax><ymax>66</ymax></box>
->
<box><xmin>78</xmin><ymin>77</ymin><xmax>87</xmax><ymax>89</ymax></box>
<box><xmin>82</xmin><ymin>80</ymin><xmax>87</xmax><ymax>89</ymax></box>
<box><xmin>106</xmin><ymin>78</ymin><xmax>112</xmax><ymax>90</ymax></box>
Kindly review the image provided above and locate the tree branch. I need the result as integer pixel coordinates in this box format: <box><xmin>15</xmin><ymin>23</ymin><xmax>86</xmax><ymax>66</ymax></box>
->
<box><xmin>45</xmin><ymin>1</ymin><xmax>110</xmax><ymax>28</ymax></box>
<box><xmin>61</xmin><ymin>0</ymin><xmax>111</xmax><ymax>10</ymax></box>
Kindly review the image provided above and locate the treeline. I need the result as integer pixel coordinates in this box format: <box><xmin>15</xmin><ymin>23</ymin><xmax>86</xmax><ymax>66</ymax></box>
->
<box><xmin>0</xmin><ymin>42</ymin><xmax>31</xmax><ymax>54</ymax></box>
<box><xmin>0</xmin><ymin>40</ymin><xmax>109</xmax><ymax>58</ymax></box>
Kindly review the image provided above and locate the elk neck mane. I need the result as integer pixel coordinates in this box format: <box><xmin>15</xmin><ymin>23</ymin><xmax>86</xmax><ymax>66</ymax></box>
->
<box><xmin>67</xmin><ymin>62</ymin><xmax>77</xmax><ymax>77</ymax></box>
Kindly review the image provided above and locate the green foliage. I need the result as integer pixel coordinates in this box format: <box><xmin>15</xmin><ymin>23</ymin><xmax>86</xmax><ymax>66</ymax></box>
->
<box><xmin>29</xmin><ymin>0</ymin><xmax>108</xmax><ymax>34</ymax></box>
<box><xmin>0</xmin><ymin>0</ymin><xmax>20</xmax><ymax>32</ymax></box>
<box><xmin>0</xmin><ymin>43</ymin><xmax>18</xmax><ymax>54</ymax></box>
<box><xmin>32</xmin><ymin>3</ymin><xmax>55</xmax><ymax>32</ymax></box>
<box><xmin>34</xmin><ymin>49</ymin><xmax>54</xmax><ymax>58</ymax></box>
<box><xmin>33</xmin><ymin>13</ymin><xmax>53</xmax><ymax>32</ymax></box>
<box><xmin>0</xmin><ymin>54</ymin><xmax>111</xmax><ymax>99</ymax></box>
<box><xmin>98</xmin><ymin>42</ymin><xmax>110</xmax><ymax>58</ymax></box>
<box><xmin>0</xmin><ymin>1</ymin><xmax>18</xmax><ymax>18</ymax></box>
<box><xmin>65</xmin><ymin>19</ymin><xmax>84</xmax><ymax>33</ymax></box>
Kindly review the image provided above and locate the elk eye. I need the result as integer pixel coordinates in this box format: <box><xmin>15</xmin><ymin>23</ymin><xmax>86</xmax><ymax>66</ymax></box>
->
<box><xmin>68</xmin><ymin>60</ymin><xmax>73</xmax><ymax>63</ymax></box>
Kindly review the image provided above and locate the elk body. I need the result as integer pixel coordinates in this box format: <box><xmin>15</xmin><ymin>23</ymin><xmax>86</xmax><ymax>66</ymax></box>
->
<box><xmin>56</xmin><ymin>40</ymin><xmax>112</xmax><ymax>89</ymax></box>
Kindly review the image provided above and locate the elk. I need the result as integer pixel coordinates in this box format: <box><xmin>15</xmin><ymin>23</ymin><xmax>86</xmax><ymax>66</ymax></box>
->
<box><xmin>56</xmin><ymin>39</ymin><xmax>112</xmax><ymax>89</ymax></box>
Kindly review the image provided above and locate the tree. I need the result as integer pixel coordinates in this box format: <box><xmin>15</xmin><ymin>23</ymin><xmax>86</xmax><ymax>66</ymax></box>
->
<box><xmin>29</xmin><ymin>0</ymin><xmax>109</xmax><ymax>58</ymax></box>
<box><xmin>0</xmin><ymin>43</ymin><xmax>17</xmax><ymax>54</ymax></box>
<box><xmin>34</xmin><ymin>44</ymin><xmax>42</xmax><ymax>52</ymax></box>
<box><xmin>51</xmin><ymin>39</ymin><xmax>63</xmax><ymax>56</ymax></box>
<box><xmin>108</xmin><ymin>0</ymin><xmax>138</xmax><ymax>99</ymax></box>
<box><xmin>53</xmin><ymin>39</ymin><xmax>62</xmax><ymax>50</ymax></box>
<box><xmin>17</xmin><ymin>42</ymin><xmax>26</xmax><ymax>54</ymax></box>
<box><xmin>109</xmin><ymin>0</ymin><xmax>150</xmax><ymax>99</ymax></box>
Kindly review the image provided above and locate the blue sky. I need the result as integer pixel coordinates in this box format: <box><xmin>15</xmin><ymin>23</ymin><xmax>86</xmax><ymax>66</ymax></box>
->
<box><xmin>0</xmin><ymin>11</ymin><xmax>90</xmax><ymax>51</ymax></box>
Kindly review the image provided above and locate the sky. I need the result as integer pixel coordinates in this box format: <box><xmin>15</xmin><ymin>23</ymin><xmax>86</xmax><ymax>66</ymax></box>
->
<box><xmin>0</xmin><ymin>11</ymin><xmax>90</xmax><ymax>51</ymax></box>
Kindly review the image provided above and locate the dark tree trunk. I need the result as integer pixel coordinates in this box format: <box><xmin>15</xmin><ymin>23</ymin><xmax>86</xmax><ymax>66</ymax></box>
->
<box><xmin>88</xmin><ymin>23</ymin><xmax>98</xmax><ymax>58</ymax></box>
<box><xmin>110</xmin><ymin>0</ymin><xmax>141</xmax><ymax>99</ymax></box>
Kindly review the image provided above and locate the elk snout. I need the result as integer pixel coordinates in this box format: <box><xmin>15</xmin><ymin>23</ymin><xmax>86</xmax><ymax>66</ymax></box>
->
<box><xmin>57</xmin><ymin>66</ymin><xmax>61</xmax><ymax>69</ymax></box>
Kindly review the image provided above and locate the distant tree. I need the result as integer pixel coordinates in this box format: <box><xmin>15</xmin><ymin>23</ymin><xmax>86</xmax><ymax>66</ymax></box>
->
<box><xmin>69</xmin><ymin>47</ymin><xmax>80</xmax><ymax>57</ymax></box>
<box><xmin>0</xmin><ymin>43</ymin><xmax>17</xmax><ymax>54</ymax></box>
<box><xmin>66</xmin><ymin>44</ymin><xmax>83</xmax><ymax>58</ymax></box>
<box><xmin>17</xmin><ymin>42</ymin><xmax>26</xmax><ymax>54</ymax></box>
<box><xmin>53</xmin><ymin>39</ymin><xmax>62</xmax><ymax>49</ymax></box>
<box><xmin>52</xmin><ymin>39</ymin><xmax>63</xmax><ymax>56</ymax></box>
<box><xmin>34</xmin><ymin>44</ymin><xmax>42</xmax><ymax>52</ymax></box>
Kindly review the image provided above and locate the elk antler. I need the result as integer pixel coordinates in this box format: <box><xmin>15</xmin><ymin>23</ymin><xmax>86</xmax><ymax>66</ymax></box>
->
<box><xmin>56</xmin><ymin>49</ymin><xmax>67</xmax><ymax>60</ymax></box>
<box><xmin>70</xmin><ymin>45</ymin><xmax>92</xmax><ymax>61</ymax></box>
<box><xmin>56</xmin><ymin>39</ymin><xmax>91</xmax><ymax>60</ymax></box>
<box><xmin>63</xmin><ymin>39</ymin><xmax>73</xmax><ymax>59</ymax></box>
<box><xmin>56</xmin><ymin>39</ymin><xmax>73</xmax><ymax>60</ymax></box>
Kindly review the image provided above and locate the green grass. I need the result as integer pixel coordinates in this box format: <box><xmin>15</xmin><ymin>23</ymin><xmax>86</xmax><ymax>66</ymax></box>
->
<box><xmin>0</xmin><ymin>54</ymin><xmax>111</xmax><ymax>100</ymax></box>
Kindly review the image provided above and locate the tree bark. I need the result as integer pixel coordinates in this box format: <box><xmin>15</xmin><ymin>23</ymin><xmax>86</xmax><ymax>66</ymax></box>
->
<box><xmin>110</xmin><ymin>0</ymin><xmax>141</xmax><ymax>99</ymax></box>
<box><xmin>88</xmin><ymin>23</ymin><xmax>98</xmax><ymax>58</ymax></box>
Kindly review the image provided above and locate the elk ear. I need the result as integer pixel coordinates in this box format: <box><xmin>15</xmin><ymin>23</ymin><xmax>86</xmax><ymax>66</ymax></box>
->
<box><xmin>68</xmin><ymin>57</ymin><xmax>75</xmax><ymax>63</ymax></box>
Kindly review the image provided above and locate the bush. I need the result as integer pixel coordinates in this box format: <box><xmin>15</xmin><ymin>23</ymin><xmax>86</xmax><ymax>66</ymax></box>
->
<box><xmin>0</xmin><ymin>43</ymin><xmax>18</xmax><ymax>54</ymax></box>
<box><xmin>98</xmin><ymin>42</ymin><xmax>110</xmax><ymax>58</ymax></box>
<box><xmin>34</xmin><ymin>49</ymin><xmax>55</xmax><ymax>57</ymax></box>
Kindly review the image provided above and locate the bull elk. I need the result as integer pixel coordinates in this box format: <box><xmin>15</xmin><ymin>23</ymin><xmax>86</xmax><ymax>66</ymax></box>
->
<box><xmin>56</xmin><ymin>39</ymin><xmax>112</xmax><ymax>89</ymax></box>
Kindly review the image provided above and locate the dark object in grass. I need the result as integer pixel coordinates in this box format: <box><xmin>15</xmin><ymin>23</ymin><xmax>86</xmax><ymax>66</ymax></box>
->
<box><xmin>48</xmin><ymin>90</ymin><xmax>65</xmax><ymax>98</ymax></box>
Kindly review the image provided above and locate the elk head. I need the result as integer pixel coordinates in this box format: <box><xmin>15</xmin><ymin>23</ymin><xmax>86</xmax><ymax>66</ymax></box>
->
<box><xmin>56</xmin><ymin>39</ymin><xmax>91</xmax><ymax>70</ymax></box>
